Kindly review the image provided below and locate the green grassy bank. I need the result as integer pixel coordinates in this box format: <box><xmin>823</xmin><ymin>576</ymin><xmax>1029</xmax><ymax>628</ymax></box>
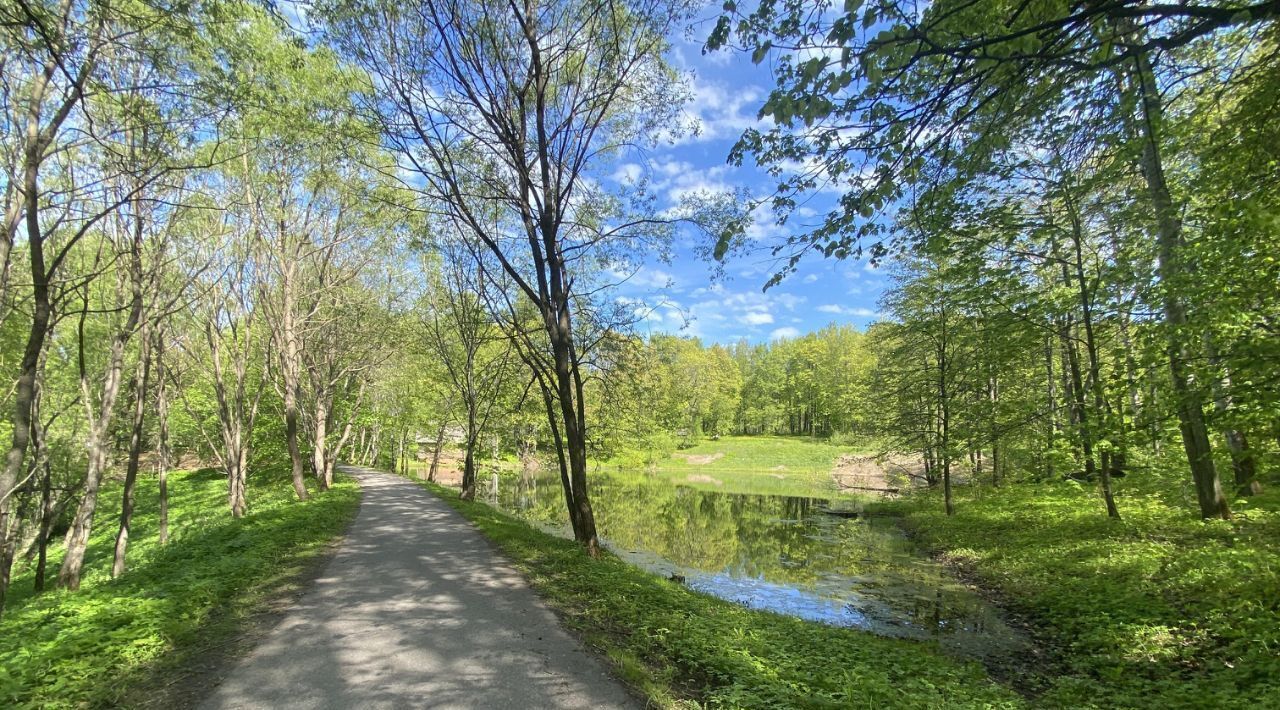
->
<box><xmin>0</xmin><ymin>468</ymin><xmax>360</xmax><ymax>709</ymax></box>
<box><xmin>873</xmin><ymin>481</ymin><xmax>1280</xmax><ymax>708</ymax></box>
<box><xmin>411</xmin><ymin>477</ymin><xmax>1022</xmax><ymax>709</ymax></box>
<box><xmin>604</xmin><ymin>435</ymin><xmax>871</xmax><ymax>498</ymax></box>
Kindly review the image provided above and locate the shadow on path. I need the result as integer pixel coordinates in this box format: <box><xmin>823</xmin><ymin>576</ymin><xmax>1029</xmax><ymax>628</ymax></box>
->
<box><xmin>200</xmin><ymin>466</ymin><xmax>638</xmax><ymax>709</ymax></box>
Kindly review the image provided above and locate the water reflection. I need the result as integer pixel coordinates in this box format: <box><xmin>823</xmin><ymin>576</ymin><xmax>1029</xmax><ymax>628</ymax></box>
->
<box><xmin>484</xmin><ymin>469</ymin><xmax>1026</xmax><ymax>658</ymax></box>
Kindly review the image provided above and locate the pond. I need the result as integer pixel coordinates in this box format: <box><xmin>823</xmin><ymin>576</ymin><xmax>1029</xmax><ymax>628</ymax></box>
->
<box><xmin>478</xmin><ymin>468</ymin><xmax>1028</xmax><ymax>660</ymax></box>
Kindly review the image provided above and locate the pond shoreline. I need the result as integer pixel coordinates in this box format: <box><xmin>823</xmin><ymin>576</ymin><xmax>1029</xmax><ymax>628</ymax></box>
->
<box><xmin>875</xmin><ymin>505</ymin><xmax>1062</xmax><ymax>700</ymax></box>
<box><xmin>438</xmin><ymin>468</ymin><xmax>1036</xmax><ymax>672</ymax></box>
<box><xmin>411</xmin><ymin>474</ymin><xmax>1026</xmax><ymax>708</ymax></box>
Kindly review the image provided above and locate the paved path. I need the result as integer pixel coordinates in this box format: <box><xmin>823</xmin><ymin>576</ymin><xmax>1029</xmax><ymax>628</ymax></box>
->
<box><xmin>201</xmin><ymin>466</ymin><xmax>638</xmax><ymax>709</ymax></box>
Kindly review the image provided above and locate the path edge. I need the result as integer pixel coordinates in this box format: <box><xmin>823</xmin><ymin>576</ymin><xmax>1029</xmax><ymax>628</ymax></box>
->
<box><xmin>123</xmin><ymin>475</ymin><xmax>366</xmax><ymax>710</ymax></box>
<box><xmin>392</xmin><ymin>469</ymin><xmax>654</xmax><ymax>709</ymax></box>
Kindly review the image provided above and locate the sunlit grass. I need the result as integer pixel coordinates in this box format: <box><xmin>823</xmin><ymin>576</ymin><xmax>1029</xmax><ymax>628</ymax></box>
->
<box><xmin>412</xmin><ymin>476</ymin><xmax>1023</xmax><ymax>709</ymax></box>
<box><xmin>0</xmin><ymin>467</ymin><xmax>360</xmax><ymax>709</ymax></box>
<box><xmin>656</xmin><ymin>435</ymin><xmax>863</xmax><ymax>471</ymax></box>
<box><xmin>874</xmin><ymin>477</ymin><xmax>1280</xmax><ymax>708</ymax></box>
<box><xmin>600</xmin><ymin>435</ymin><xmax>875</xmax><ymax>499</ymax></box>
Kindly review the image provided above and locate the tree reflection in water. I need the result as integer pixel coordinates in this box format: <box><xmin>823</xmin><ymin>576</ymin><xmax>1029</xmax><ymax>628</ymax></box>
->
<box><xmin>483</xmin><ymin>469</ymin><xmax>1027</xmax><ymax>659</ymax></box>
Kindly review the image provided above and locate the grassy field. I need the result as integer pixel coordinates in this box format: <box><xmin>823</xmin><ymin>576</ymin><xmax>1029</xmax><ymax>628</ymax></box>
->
<box><xmin>0</xmin><ymin>466</ymin><xmax>360</xmax><ymax>709</ymax></box>
<box><xmin>425</xmin><ymin>434</ymin><xmax>1280</xmax><ymax>708</ymax></box>
<box><xmin>872</xmin><ymin>479</ymin><xmax>1280</xmax><ymax>708</ymax></box>
<box><xmin>412</xmin><ymin>476</ymin><xmax>1023</xmax><ymax>709</ymax></box>
<box><xmin>602</xmin><ymin>435</ymin><xmax>872</xmax><ymax>498</ymax></box>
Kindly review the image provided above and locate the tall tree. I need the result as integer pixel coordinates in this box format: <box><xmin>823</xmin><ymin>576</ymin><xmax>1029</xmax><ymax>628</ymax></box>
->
<box><xmin>421</xmin><ymin>246</ymin><xmax>516</xmax><ymax>500</ymax></box>
<box><xmin>709</xmin><ymin>0</ymin><xmax>1279</xmax><ymax>519</ymax></box>
<box><xmin>322</xmin><ymin>0</ymin><xmax>710</xmax><ymax>553</ymax></box>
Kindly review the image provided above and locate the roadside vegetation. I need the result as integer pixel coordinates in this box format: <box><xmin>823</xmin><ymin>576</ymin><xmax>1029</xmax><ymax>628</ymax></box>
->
<box><xmin>0</xmin><ymin>469</ymin><xmax>359</xmax><ymax>709</ymax></box>
<box><xmin>414</xmin><ymin>477</ymin><xmax>1022</xmax><ymax>709</ymax></box>
<box><xmin>877</xmin><ymin>478</ymin><xmax>1280</xmax><ymax>708</ymax></box>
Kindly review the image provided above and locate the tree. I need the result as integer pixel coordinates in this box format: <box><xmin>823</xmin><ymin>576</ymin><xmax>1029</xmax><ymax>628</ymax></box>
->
<box><xmin>0</xmin><ymin>0</ymin><xmax>193</xmax><ymax>606</ymax></box>
<box><xmin>709</xmin><ymin>0</ymin><xmax>1280</xmax><ymax>519</ymax></box>
<box><xmin>322</xmin><ymin>0</ymin><xmax>709</xmax><ymax>554</ymax></box>
<box><xmin>420</xmin><ymin>245</ymin><xmax>516</xmax><ymax>500</ymax></box>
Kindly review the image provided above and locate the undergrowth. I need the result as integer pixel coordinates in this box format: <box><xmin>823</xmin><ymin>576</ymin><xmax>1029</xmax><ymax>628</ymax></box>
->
<box><xmin>0</xmin><ymin>466</ymin><xmax>360</xmax><ymax>708</ymax></box>
<box><xmin>873</xmin><ymin>478</ymin><xmax>1280</xmax><ymax>709</ymax></box>
<box><xmin>413</xmin><ymin>477</ymin><xmax>1022</xmax><ymax>709</ymax></box>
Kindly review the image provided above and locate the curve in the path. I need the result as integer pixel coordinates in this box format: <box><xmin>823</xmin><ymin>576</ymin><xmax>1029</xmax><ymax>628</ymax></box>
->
<box><xmin>200</xmin><ymin>466</ymin><xmax>639</xmax><ymax>710</ymax></box>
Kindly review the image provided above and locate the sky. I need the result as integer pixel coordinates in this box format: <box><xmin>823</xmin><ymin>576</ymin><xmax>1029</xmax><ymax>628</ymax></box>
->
<box><xmin>282</xmin><ymin>1</ymin><xmax>889</xmax><ymax>345</ymax></box>
<box><xmin>603</xmin><ymin>15</ymin><xmax>888</xmax><ymax>346</ymax></box>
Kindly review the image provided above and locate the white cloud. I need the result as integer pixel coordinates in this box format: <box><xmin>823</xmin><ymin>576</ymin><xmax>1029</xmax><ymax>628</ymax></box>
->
<box><xmin>674</xmin><ymin>77</ymin><xmax>769</xmax><ymax>146</ymax></box>
<box><xmin>741</xmin><ymin>311</ymin><xmax>774</xmax><ymax>326</ymax></box>
<box><xmin>816</xmin><ymin>304</ymin><xmax>880</xmax><ymax>318</ymax></box>
<box><xmin>770</xmin><ymin>327</ymin><xmax>800</xmax><ymax>340</ymax></box>
<box><xmin>608</xmin><ymin>263</ymin><xmax>676</xmax><ymax>291</ymax></box>
<box><xmin>803</xmin><ymin>273</ymin><xmax>820</xmax><ymax>284</ymax></box>
<box><xmin>664</xmin><ymin>163</ymin><xmax>734</xmax><ymax>204</ymax></box>
<box><xmin>611</xmin><ymin>162</ymin><xmax>643</xmax><ymax>184</ymax></box>
<box><xmin>742</xmin><ymin>207</ymin><xmax>787</xmax><ymax>242</ymax></box>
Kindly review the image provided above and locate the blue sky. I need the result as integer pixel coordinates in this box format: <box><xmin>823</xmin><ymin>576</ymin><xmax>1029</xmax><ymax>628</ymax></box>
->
<box><xmin>284</xmin><ymin>1</ymin><xmax>887</xmax><ymax>343</ymax></box>
<box><xmin>604</xmin><ymin>17</ymin><xmax>887</xmax><ymax>346</ymax></box>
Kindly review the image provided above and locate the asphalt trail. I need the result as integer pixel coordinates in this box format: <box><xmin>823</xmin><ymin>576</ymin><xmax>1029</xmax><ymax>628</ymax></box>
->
<box><xmin>200</xmin><ymin>465</ymin><xmax>638</xmax><ymax>709</ymax></box>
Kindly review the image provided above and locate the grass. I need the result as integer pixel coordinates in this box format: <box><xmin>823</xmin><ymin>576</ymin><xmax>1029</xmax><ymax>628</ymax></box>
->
<box><xmin>409</xmin><ymin>475</ymin><xmax>1024</xmax><ymax>709</ymax></box>
<box><xmin>871</xmin><ymin>477</ymin><xmax>1280</xmax><ymax>709</ymax></box>
<box><xmin>0</xmin><ymin>465</ymin><xmax>360</xmax><ymax>709</ymax></box>
<box><xmin>602</xmin><ymin>435</ymin><xmax>872</xmax><ymax>498</ymax></box>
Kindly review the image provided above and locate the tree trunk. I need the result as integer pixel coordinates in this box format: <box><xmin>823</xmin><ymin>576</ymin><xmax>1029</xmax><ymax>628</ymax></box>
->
<box><xmin>989</xmin><ymin>376</ymin><xmax>1001</xmax><ymax>487</ymax></box>
<box><xmin>113</xmin><ymin>325</ymin><xmax>153</xmax><ymax>577</ymax></box>
<box><xmin>311</xmin><ymin>398</ymin><xmax>330</xmax><ymax>489</ymax></box>
<box><xmin>1064</xmin><ymin>199</ymin><xmax>1120</xmax><ymax>518</ymax></box>
<box><xmin>1130</xmin><ymin>50</ymin><xmax>1230</xmax><ymax>520</ymax></box>
<box><xmin>60</xmin><ymin>322</ymin><xmax>137</xmax><ymax>590</ymax></box>
<box><xmin>228</xmin><ymin>445</ymin><xmax>248</xmax><ymax>518</ymax></box>
<box><xmin>367</xmin><ymin>426</ymin><xmax>381</xmax><ymax>468</ymax></box>
<box><xmin>285</xmin><ymin>401</ymin><xmax>308</xmax><ymax>500</ymax></box>
<box><xmin>428</xmin><ymin>423</ymin><xmax>446</xmax><ymax>482</ymax></box>
<box><xmin>155</xmin><ymin>331</ymin><xmax>171</xmax><ymax>545</ymax></box>
<box><xmin>940</xmin><ymin>371</ymin><xmax>953</xmax><ymax>517</ymax></box>
<box><xmin>324</xmin><ymin>388</ymin><xmax>361</xmax><ymax>488</ymax></box>
<box><xmin>0</xmin><ymin>197</ymin><xmax>53</xmax><ymax>613</ymax></box>
<box><xmin>33</xmin><ymin>454</ymin><xmax>53</xmax><ymax>594</ymax></box>
<box><xmin>551</xmin><ymin>313</ymin><xmax>600</xmax><ymax>555</ymax></box>
<box><xmin>1209</xmin><ymin>362</ymin><xmax>1261</xmax><ymax>497</ymax></box>
<box><xmin>62</xmin><ymin>187</ymin><xmax>148</xmax><ymax>588</ymax></box>
<box><xmin>31</xmin><ymin>378</ymin><xmax>53</xmax><ymax>594</ymax></box>
<box><xmin>461</xmin><ymin>443</ymin><xmax>477</xmax><ymax>501</ymax></box>
<box><xmin>1044</xmin><ymin>334</ymin><xmax>1057</xmax><ymax>479</ymax></box>
<box><xmin>537</xmin><ymin>375</ymin><xmax>581</xmax><ymax>538</ymax></box>
<box><xmin>397</xmin><ymin>429</ymin><xmax>406</xmax><ymax>475</ymax></box>
<box><xmin>932</xmin><ymin>317</ymin><xmax>954</xmax><ymax>517</ymax></box>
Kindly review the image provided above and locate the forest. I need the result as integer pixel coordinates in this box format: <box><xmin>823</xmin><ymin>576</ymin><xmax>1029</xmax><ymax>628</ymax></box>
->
<box><xmin>1</xmin><ymin>0</ymin><xmax>1277</xmax><ymax>707</ymax></box>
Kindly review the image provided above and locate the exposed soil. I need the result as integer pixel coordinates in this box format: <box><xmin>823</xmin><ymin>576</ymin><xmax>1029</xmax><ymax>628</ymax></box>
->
<box><xmin>685</xmin><ymin>474</ymin><xmax>723</xmax><ymax>486</ymax></box>
<box><xmin>674</xmin><ymin>452</ymin><xmax>725</xmax><ymax>465</ymax></box>
<box><xmin>830</xmin><ymin>454</ymin><xmax>924</xmax><ymax>495</ymax></box>
<box><xmin>416</xmin><ymin>448</ymin><xmax>465</xmax><ymax>486</ymax></box>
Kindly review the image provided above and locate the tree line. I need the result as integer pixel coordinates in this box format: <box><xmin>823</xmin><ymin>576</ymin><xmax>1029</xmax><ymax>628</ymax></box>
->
<box><xmin>5</xmin><ymin>0</ymin><xmax>1275</xmax><ymax>622</ymax></box>
<box><xmin>0</xmin><ymin>0</ymin><xmax>419</xmax><ymax>615</ymax></box>
<box><xmin>1</xmin><ymin>0</ymin><xmax>729</xmax><ymax>619</ymax></box>
<box><xmin>709</xmin><ymin>0</ymin><xmax>1279</xmax><ymax>518</ymax></box>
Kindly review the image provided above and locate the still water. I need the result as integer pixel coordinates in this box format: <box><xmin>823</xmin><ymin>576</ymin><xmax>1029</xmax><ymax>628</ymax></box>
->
<box><xmin>479</xmin><ymin>469</ymin><xmax>1027</xmax><ymax>659</ymax></box>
